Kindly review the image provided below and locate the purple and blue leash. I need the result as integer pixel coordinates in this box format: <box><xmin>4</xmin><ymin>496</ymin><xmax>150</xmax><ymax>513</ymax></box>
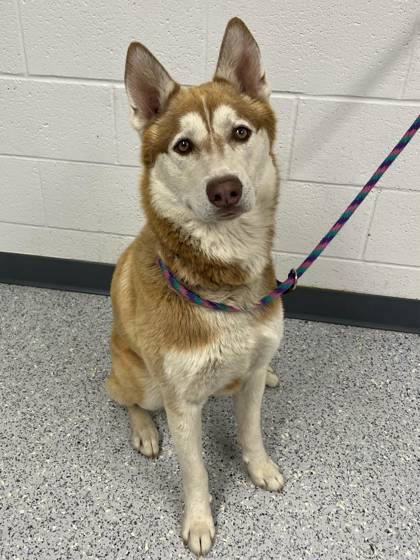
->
<box><xmin>159</xmin><ymin>114</ymin><xmax>420</xmax><ymax>313</ymax></box>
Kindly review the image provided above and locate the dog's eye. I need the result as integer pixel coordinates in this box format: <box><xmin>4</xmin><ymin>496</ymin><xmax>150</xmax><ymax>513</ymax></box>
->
<box><xmin>174</xmin><ymin>138</ymin><xmax>194</xmax><ymax>155</ymax></box>
<box><xmin>232</xmin><ymin>126</ymin><xmax>251</xmax><ymax>142</ymax></box>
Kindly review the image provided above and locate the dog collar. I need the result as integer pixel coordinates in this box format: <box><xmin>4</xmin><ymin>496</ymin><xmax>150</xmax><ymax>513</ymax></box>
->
<box><xmin>157</xmin><ymin>258</ymin><xmax>297</xmax><ymax>313</ymax></box>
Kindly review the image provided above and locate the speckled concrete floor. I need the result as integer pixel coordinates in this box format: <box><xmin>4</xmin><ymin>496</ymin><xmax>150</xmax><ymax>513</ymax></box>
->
<box><xmin>0</xmin><ymin>283</ymin><xmax>419</xmax><ymax>560</ymax></box>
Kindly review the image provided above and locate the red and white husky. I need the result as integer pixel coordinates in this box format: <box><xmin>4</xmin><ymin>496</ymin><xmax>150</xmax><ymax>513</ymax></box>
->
<box><xmin>106</xmin><ymin>18</ymin><xmax>284</xmax><ymax>556</ymax></box>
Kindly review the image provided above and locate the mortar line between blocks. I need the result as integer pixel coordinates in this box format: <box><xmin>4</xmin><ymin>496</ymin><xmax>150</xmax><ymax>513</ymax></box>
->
<box><xmin>36</xmin><ymin>161</ymin><xmax>48</xmax><ymax>227</ymax></box>
<box><xmin>0</xmin><ymin>153</ymin><xmax>140</xmax><ymax>169</ymax></box>
<box><xmin>288</xmin><ymin>178</ymin><xmax>362</xmax><ymax>188</ymax></box>
<box><xmin>0</xmin><ymin>73</ymin><xmax>125</xmax><ymax>86</ymax></box>
<box><xmin>0</xmin><ymin>219</ymin><xmax>137</xmax><ymax>239</ymax></box>
<box><xmin>204</xmin><ymin>0</ymin><xmax>210</xmax><ymax>80</ymax></box>
<box><xmin>273</xmin><ymin>249</ymin><xmax>420</xmax><ymax>270</ymax></box>
<box><xmin>0</xmin><ymin>220</ymin><xmax>417</xmax><ymax>271</ymax></box>
<box><xmin>1</xmin><ymin>72</ymin><xmax>420</xmax><ymax>105</ymax></box>
<box><xmin>287</xmin><ymin>179</ymin><xmax>420</xmax><ymax>194</ymax></box>
<box><xmin>361</xmin><ymin>189</ymin><xmax>381</xmax><ymax>260</ymax></box>
<box><xmin>400</xmin><ymin>21</ymin><xmax>419</xmax><ymax>99</ymax></box>
<box><xmin>14</xmin><ymin>0</ymin><xmax>29</xmax><ymax>76</ymax></box>
<box><xmin>272</xmin><ymin>93</ymin><xmax>420</xmax><ymax>107</ymax></box>
<box><xmin>284</xmin><ymin>97</ymin><xmax>300</xmax><ymax>180</ymax></box>
<box><xmin>111</xmin><ymin>86</ymin><xmax>120</xmax><ymax>165</ymax></box>
<box><xmin>1</xmin><ymin>154</ymin><xmax>418</xmax><ymax>194</ymax></box>
<box><xmin>285</xmin><ymin>98</ymin><xmax>301</xmax><ymax>180</ymax></box>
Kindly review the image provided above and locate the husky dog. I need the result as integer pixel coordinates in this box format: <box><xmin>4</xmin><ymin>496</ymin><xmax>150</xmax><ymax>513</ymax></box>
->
<box><xmin>106</xmin><ymin>18</ymin><xmax>284</xmax><ymax>556</ymax></box>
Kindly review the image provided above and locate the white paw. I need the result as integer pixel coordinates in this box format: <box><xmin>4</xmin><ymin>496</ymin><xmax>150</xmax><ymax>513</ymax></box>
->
<box><xmin>131</xmin><ymin>423</ymin><xmax>159</xmax><ymax>458</ymax></box>
<box><xmin>246</xmin><ymin>456</ymin><xmax>284</xmax><ymax>492</ymax></box>
<box><xmin>265</xmin><ymin>365</ymin><xmax>279</xmax><ymax>388</ymax></box>
<box><xmin>182</xmin><ymin>507</ymin><xmax>215</xmax><ymax>557</ymax></box>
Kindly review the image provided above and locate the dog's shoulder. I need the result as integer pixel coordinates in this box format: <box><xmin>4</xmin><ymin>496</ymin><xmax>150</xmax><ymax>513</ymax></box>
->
<box><xmin>111</xmin><ymin>226</ymin><xmax>216</xmax><ymax>361</ymax></box>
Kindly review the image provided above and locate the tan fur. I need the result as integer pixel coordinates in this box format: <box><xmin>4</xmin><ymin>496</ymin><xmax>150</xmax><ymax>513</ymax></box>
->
<box><xmin>216</xmin><ymin>378</ymin><xmax>242</xmax><ymax>395</ymax></box>
<box><xmin>110</xmin><ymin>226</ymin><xmax>215</xmax><ymax>359</ymax></box>
<box><xmin>106</xmin><ymin>17</ymin><xmax>285</xmax><ymax>556</ymax></box>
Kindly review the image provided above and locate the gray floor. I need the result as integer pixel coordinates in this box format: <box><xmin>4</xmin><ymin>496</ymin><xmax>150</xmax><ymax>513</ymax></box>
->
<box><xmin>0</xmin><ymin>284</ymin><xmax>419</xmax><ymax>560</ymax></box>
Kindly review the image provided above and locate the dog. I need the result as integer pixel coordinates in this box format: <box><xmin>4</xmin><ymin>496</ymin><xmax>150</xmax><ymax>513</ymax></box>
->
<box><xmin>106</xmin><ymin>17</ymin><xmax>284</xmax><ymax>556</ymax></box>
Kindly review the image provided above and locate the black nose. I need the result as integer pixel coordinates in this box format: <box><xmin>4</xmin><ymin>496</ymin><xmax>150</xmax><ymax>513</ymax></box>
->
<box><xmin>206</xmin><ymin>175</ymin><xmax>243</xmax><ymax>208</ymax></box>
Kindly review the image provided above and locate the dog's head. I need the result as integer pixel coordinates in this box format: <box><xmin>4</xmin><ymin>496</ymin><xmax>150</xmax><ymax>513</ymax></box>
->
<box><xmin>125</xmin><ymin>18</ymin><xmax>277</xmax><ymax>226</ymax></box>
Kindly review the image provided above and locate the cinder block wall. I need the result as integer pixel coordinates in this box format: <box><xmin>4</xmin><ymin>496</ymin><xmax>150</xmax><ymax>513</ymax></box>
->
<box><xmin>1</xmin><ymin>1</ymin><xmax>419</xmax><ymax>299</ymax></box>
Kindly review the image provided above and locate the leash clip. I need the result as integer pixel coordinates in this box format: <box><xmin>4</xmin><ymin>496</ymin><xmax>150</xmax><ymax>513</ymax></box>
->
<box><xmin>285</xmin><ymin>268</ymin><xmax>298</xmax><ymax>293</ymax></box>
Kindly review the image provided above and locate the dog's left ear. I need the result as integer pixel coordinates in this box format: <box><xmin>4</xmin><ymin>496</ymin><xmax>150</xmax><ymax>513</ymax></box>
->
<box><xmin>214</xmin><ymin>18</ymin><xmax>269</xmax><ymax>99</ymax></box>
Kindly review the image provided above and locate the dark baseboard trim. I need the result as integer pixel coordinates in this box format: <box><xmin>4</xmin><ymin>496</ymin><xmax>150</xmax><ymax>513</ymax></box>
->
<box><xmin>1</xmin><ymin>251</ymin><xmax>419</xmax><ymax>334</ymax></box>
<box><xmin>0</xmin><ymin>251</ymin><xmax>113</xmax><ymax>295</ymax></box>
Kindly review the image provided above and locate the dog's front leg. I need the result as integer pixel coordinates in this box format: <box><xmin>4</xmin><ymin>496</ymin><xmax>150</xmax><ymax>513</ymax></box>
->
<box><xmin>234</xmin><ymin>367</ymin><xmax>284</xmax><ymax>492</ymax></box>
<box><xmin>165</xmin><ymin>398</ymin><xmax>215</xmax><ymax>556</ymax></box>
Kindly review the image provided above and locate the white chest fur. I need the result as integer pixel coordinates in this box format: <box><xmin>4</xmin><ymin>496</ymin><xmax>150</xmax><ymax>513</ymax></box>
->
<box><xmin>163</xmin><ymin>304</ymin><xmax>284</xmax><ymax>403</ymax></box>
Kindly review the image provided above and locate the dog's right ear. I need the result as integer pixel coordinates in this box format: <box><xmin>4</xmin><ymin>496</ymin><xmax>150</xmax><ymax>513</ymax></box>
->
<box><xmin>125</xmin><ymin>42</ymin><xmax>178</xmax><ymax>131</ymax></box>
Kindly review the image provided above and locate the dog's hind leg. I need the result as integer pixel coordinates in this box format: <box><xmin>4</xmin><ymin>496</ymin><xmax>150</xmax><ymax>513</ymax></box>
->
<box><xmin>106</xmin><ymin>330</ymin><xmax>161</xmax><ymax>458</ymax></box>
<box><xmin>128</xmin><ymin>405</ymin><xmax>159</xmax><ymax>458</ymax></box>
<box><xmin>265</xmin><ymin>364</ymin><xmax>279</xmax><ymax>387</ymax></box>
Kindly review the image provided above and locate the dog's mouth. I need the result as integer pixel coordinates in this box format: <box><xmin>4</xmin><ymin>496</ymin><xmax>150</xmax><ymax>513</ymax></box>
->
<box><xmin>216</xmin><ymin>206</ymin><xmax>245</xmax><ymax>220</ymax></box>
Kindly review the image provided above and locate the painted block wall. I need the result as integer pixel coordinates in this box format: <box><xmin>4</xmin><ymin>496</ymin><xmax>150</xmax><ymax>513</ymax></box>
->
<box><xmin>0</xmin><ymin>1</ymin><xmax>419</xmax><ymax>299</ymax></box>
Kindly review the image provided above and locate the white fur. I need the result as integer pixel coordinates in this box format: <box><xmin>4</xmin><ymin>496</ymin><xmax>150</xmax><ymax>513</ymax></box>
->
<box><xmin>212</xmin><ymin>104</ymin><xmax>241</xmax><ymax>136</ymax></box>
<box><xmin>172</xmin><ymin>111</ymin><xmax>208</xmax><ymax>147</ymax></box>
<box><xmin>163</xmin><ymin>302</ymin><xmax>283</xmax><ymax>403</ymax></box>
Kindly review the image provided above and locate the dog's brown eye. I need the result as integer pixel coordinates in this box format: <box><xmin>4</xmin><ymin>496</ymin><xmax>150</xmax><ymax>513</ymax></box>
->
<box><xmin>174</xmin><ymin>138</ymin><xmax>193</xmax><ymax>155</ymax></box>
<box><xmin>233</xmin><ymin>126</ymin><xmax>251</xmax><ymax>142</ymax></box>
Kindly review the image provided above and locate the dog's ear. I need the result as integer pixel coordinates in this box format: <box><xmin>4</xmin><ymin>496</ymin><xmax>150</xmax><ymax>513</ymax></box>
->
<box><xmin>125</xmin><ymin>42</ymin><xmax>178</xmax><ymax>130</ymax></box>
<box><xmin>214</xmin><ymin>18</ymin><xmax>269</xmax><ymax>100</ymax></box>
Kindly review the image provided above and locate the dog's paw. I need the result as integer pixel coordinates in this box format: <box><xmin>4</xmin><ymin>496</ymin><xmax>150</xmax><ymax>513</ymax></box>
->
<box><xmin>131</xmin><ymin>422</ymin><xmax>159</xmax><ymax>458</ymax></box>
<box><xmin>265</xmin><ymin>365</ymin><xmax>279</xmax><ymax>388</ymax></box>
<box><xmin>182</xmin><ymin>508</ymin><xmax>215</xmax><ymax>557</ymax></box>
<box><xmin>246</xmin><ymin>456</ymin><xmax>284</xmax><ymax>492</ymax></box>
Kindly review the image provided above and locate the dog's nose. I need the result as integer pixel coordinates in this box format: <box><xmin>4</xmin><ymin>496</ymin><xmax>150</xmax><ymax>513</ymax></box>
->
<box><xmin>206</xmin><ymin>175</ymin><xmax>243</xmax><ymax>208</ymax></box>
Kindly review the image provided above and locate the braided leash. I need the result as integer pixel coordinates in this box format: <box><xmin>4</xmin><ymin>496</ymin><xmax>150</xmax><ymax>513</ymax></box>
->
<box><xmin>159</xmin><ymin>114</ymin><xmax>420</xmax><ymax>313</ymax></box>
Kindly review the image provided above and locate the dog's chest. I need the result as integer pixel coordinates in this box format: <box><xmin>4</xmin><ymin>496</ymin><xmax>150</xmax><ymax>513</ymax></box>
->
<box><xmin>163</xmin><ymin>304</ymin><xmax>283</xmax><ymax>402</ymax></box>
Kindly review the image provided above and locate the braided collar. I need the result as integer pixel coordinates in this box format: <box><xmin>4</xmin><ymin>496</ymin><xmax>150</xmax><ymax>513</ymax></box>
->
<box><xmin>157</xmin><ymin>258</ymin><xmax>297</xmax><ymax>313</ymax></box>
